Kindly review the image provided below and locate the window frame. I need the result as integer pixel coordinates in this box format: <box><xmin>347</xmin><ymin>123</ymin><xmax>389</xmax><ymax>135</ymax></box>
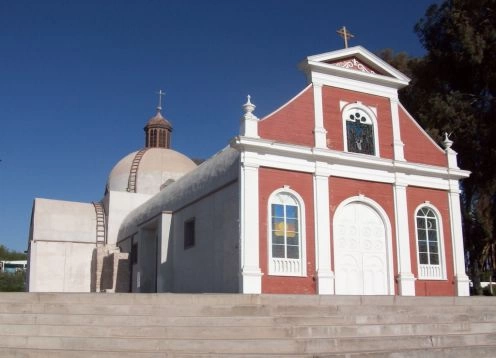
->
<box><xmin>414</xmin><ymin>204</ymin><xmax>447</xmax><ymax>280</ymax></box>
<box><xmin>341</xmin><ymin>102</ymin><xmax>380</xmax><ymax>157</ymax></box>
<box><xmin>184</xmin><ymin>218</ymin><xmax>196</xmax><ymax>250</ymax></box>
<box><xmin>267</xmin><ymin>188</ymin><xmax>306</xmax><ymax>277</ymax></box>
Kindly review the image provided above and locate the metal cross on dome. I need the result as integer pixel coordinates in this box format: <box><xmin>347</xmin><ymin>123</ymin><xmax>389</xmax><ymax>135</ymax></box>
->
<box><xmin>337</xmin><ymin>26</ymin><xmax>354</xmax><ymax>48</ymax></box>
<box><xmin>156</xmin><ymin>89</ymin><xmax>165</xmax><ymax>111</ymax></box>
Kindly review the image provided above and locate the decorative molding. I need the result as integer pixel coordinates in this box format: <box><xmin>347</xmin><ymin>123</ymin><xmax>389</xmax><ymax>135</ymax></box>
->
<box><xmin>332</xmin><ymin>57</ymin><xmax>376</xmax><ymax>74</ymax></box>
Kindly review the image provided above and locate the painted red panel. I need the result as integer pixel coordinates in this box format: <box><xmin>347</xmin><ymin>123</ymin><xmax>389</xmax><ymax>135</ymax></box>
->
<box><xmin>259</xmin><ymin>168</ymin><xmax>316</xmax><ymax>294</ymax></box>
<box><xmin>407</xmin><ymin>187</ymin><xmax>455</xmax><ymax>296</ymax></box>
<box><xmin>328</xmin><ymin>177</ymin><xmax>398</xmax><ymax>294</ymax></box>
<box><xmin>399</xmin><ymin>107</ymin><xmax>447</xmax><ymax>166</ymax></box>
<box><xmin>322</xmin><ymin>86</ymin><xmax>394</xmax><ymax>159</ymax></box>
<box><xmin>258</xmin><ymin>86</ymin><xmax>315</xmax><ymax>147</ymax></box>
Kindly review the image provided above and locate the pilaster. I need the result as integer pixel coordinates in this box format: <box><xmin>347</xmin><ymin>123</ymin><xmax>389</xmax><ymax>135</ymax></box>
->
<box><xmin>313</xmin><ymin>84</ymin><xmax>327</xmax><ymax>148</ymax></box>
<box><xmin>448</xmin><ymin>181</ymin><xmax>470</xmax><ymax>296</ymax></box>
<box><xmin>390</xmin><ymin>97</ymin><xmax>405</xmax><ymax>161</ymax></box>
<box><xmin>239</xmin><ymin>157</ymin><xmax>262</xmax><ymax>293</ymax></box>
<box><xmin>313</xmin><ymin>163</ymin><xmax>334</xmax><ymax>294</ymax></box>
<box><xmin>393</xmin><ymin>175</ymin><xmax>415</xmax><ymax>295</ymax></box>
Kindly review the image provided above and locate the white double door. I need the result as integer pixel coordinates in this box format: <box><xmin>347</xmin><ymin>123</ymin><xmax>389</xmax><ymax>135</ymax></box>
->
<box><xmin>334</xmin><ymin>202</ymin><xmax>390</xmax><ymax>295</ymax></box>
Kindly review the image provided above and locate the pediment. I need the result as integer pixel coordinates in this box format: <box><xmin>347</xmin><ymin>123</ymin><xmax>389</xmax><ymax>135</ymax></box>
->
<box><xmin>326</xmin><ymin>57</ymin><xmax>381</xmax><ymax>75</ymax></box>
<box><xmin>300</xmin><ymin>46</ymin><xmax>410</xmax><ymax>89</ymax></box>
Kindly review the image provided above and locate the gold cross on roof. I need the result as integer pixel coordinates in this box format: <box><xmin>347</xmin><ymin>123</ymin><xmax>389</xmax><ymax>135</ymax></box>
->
<box><xmin>337</xmin><ymin>26</ymin><xmax>354</xmax><ymax>48</ymax></box>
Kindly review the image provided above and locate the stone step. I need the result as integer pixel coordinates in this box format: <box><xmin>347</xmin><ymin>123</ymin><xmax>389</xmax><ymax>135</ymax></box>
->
<box><xmin>0</xmin><ymin>309</ymin><xmax>494</xmax><ymax>327</ymax></box>
<box><xmin>1</xmin><ymin>292</ymin><xmax>495</xmax><ymax>307</ymax></box>
<box><xmin>1</xmin><ymin>333</ymin><xmax>496</xmax><ymax>354</ymax></box>
<box><xmin>1</xmin><ymin>321</ymin><xmax>496</xmax><ymax>340</ymax></box>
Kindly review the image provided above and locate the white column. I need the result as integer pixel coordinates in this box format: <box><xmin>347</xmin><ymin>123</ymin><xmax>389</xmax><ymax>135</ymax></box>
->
<box><xmin>239</xmin><ymin>155</ymin><xmax>262</xmax><ymax>293</ymax></box>
<box><xmin>313</xmin><ymin>163</ymin><xmax>334</xmax><ymax>294</ymax></box>
<box><xmin>390</xmin><ymin>97</ymin><xmax>405</xmax><ymax>161</ymax></box>
<box><xmin>448</xmin><ymin>180</ymin><xmax>470</xmax><ymax>296</ymax></box>
<box><xmin>393</xmin><ymin>175</ymin><xmax>415</xmax><ymax>295</ymax></box>
<box><xmin>313</xmin><ymin>84</ymin><xmax>327</xmax><ymax>148</ymax></box>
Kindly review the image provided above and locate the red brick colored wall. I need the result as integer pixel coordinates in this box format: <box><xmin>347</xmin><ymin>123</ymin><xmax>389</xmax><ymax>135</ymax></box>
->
<box><xmin>407</xmin><ymin>187</ymin><xmax>455</xmax><ymax>296</ymax></box>
<box><xmin>259</xmin><ymin>167</ymin><xmax>316</xmax><ymax>294</ymax></box>
<box><xmin>323</xmin><ymin>86</ymin><xmax>394</xmax><ymax>160</ymax></box>
<box><xmin>258</xmin><ymin>86</ymin><xmax>315</xmax><ymax>147</ymax></box>
<box><xmin>329</xmin><ymin>177</ymin><xmax>399</xmax><ymax>294</ymax></box>
<box><xmin>399</xmin><ymin>107</ymin><xmax>447</xmax><ymax>166</ymax></box>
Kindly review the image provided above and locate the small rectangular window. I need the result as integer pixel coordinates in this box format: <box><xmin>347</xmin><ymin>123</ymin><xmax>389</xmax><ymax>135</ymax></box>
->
<box><xmin>131</xmin><ymin>243</ymin><xmax>138</xmax><ymax>264</ymax></box>
<box><xmin>184</xmin><ymin>218</ymin><xmax>195</xmax><ymax>249</ymax></box>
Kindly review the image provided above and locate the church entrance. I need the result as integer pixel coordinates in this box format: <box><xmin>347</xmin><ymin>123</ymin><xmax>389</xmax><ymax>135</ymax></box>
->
<box><xmin>333</xmin><ymin>201</ymin><xmax>389</xmax><ymax>295</ymax></box>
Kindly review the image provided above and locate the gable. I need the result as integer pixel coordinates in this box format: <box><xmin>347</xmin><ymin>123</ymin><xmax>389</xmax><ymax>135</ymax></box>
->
<box><xmin>399</xmin><ymin>105</ymin><xmax>447</xmax><ymax>166</ymax></box>
<box><xmin>258</xmin><ymin>85</ymin><xmax>315</xmax><ymax>147</ymax></box>
<box><xmin>300</xmin><ymin>46</ymin><xmax>410</xmax><ymax>91</ymax></box>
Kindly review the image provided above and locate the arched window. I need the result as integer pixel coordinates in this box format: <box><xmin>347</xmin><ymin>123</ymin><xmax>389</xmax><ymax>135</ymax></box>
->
<box><xmin>415</xmin><ymin>206</ymin><xmax>445</xmax><ymax>279</ymax></box>
<box><xmin>268</xmin><ymin>189</ymin><xmax>306</xmax><ymax>276</ymax></box>
<box><xmin>342</xmin><ymin>103</ymin><xmax>378</xmax><ymax>156</ymax></box>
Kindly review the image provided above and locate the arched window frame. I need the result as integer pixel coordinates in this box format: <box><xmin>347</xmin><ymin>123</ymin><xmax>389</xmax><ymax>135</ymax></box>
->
<box><xmin>267</xmin><ymin>187</ymin><xmax>306</xmax><ymax>277</ymax></box>
<box><xmin>341</xmin><ymin>102</ymin><xmax>380</xmax><ymax>157</ymax></box>
<box><xmin>414</xmin><ymin>203</ymin><xmax>447</xmax><ymax>280</ymax></box>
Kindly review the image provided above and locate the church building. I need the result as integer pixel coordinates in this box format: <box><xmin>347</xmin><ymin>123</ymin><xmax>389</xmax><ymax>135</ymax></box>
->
<box><xmin>27</xmin><ymin>45</ymin><xmax>470</xmax><ymax>296</ymax></box>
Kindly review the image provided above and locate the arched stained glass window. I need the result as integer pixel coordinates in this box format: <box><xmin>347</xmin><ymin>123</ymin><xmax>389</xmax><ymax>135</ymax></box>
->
<box><xmin>345</xmin><ymin>108</ymin><xmax>375</xmax><ymax>155</ymax></box>
<box><xmin>268</xmin><ymin>190</ymin><xmax>306</xmax><ymax>276</ymax></box>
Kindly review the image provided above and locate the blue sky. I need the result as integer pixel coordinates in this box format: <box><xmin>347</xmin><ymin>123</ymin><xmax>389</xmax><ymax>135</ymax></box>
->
<box><xmin>0</xmin><ymin>0</ymin><xmax>439</xmax><ymax>252</ymax></box>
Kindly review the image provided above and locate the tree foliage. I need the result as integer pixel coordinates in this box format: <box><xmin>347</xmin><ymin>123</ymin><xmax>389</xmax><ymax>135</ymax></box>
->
<box><xmin>383</xmin><ymin>0</ymin><xmax>496</xmax><ymax>292</ymax></box>
<box><xmin>0</xmin><ymin>245</ymin><xmax>26</xmax><ymax>261</ymax></box>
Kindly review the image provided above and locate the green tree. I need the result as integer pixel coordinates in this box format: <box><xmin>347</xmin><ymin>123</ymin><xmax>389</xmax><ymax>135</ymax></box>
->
<box><xmin>383</xmin><ymin>0</ymin><xmax>496</xmax><ymax>293</ymax></box>
<box><xmin>0</xmin><ymin>245</ymin><xmax>27</xmax><ymax>292</ymax></box>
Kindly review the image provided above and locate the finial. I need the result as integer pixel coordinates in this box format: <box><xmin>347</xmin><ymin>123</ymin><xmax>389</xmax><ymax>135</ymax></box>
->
<box><xmin>442</xmin><ymin>132</ymin><xmax>453</xmax><ymax>149</ymax></box>
<box><xmin>156</xmin><ymin>89</ymin><xmax>165</xmax><ymax>112</ymax></box>
<box><xmin>243</xmin><ymin>94</ymin><xmax>256</xmax><ymax>114</ymax></box>
<box><xmin>337</xmin><ymin>26</ymin><xmax>354</xmax><ymax>48</ymax></box>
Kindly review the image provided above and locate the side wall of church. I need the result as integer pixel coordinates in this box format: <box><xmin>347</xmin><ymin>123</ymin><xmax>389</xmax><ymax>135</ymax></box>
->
<box><xmin>258</xmin><ymin>167</ymin><xmax>316</xmax><ymax>294</ymax></box>
<box><xmin>329</xmin><ymin>177</ymin><xmax>399</xmax><ymax>294</ymax></box>
<box><xmin>407</xmin><ymin>186</ymin><xmax>455</xmax><ymax>296</ymax></box>
<box><xmin>170</xmin><ymin>181</ymin><xmax>240</xmax><ymax>293</ymax></box>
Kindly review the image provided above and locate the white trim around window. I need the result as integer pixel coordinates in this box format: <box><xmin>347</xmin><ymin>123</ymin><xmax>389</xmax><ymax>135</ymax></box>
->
<box><xmin>267</xmin><ymin>187</ymin><xmax>307</xmax><ymax>277</ymax></box>
<box><xmin>341</xmin><ymin>101</ymin><xmax>380</xmax><ymax>157</ymax></box>
<box><xmin>414</xmin><ymin>203</ymin><xmax>447</xmax><ymax>280</ymax></box>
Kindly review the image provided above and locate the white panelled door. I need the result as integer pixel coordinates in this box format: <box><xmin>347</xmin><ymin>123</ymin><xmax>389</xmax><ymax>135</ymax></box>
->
<box><xmin>334</xmin><ymin>202</ymin><xmax>389</xmax><ymax>295</ymax></box>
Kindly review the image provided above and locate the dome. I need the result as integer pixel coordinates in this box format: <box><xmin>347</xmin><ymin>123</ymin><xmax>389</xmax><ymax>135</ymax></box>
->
<box><xmin>106</xmin><ymin>148</ymin><xmax>197</xmax><ymax>195</ymax></box>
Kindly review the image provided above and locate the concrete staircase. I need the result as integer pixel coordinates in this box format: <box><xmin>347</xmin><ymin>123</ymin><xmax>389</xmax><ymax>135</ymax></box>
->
<box><xmin>0</xmin><ymin>293</ymin><xmax>495</xmax><ymax>357</ymax></box>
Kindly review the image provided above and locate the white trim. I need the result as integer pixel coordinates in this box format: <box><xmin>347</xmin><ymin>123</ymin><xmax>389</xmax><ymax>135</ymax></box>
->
<box><xmin>239</xmin><ymin>158</ymin><xmax>262</xmax><ymax>293</ymax></box>
<box><xmin>341</xmin><ymin>101</ymin><xmax>380</xmax><ymax>157</ymax></box>
<box><xmin>332</xmin><ymin>195</ymin><xmax>395</xmax><ymax>295</ymax></box>
<box><xmin>413</xmin><ymin>203</ymin><xmax>447</xmax><ymax>280</ymax></box>
<box><xmin>447</xmin><ymin>180</ymin><xmax>470</xmax><ymax>295</ymax></box>
<box><xmin>267</xmin><ymin>187</ymin><xmax>307</xmax><ymax>277</ymax></box>
<box><xmin>390</xmin><ymin>98</ymin><xmax>405</xmax><ymax>161</ymax></box>
<box><xmin>393</xmin><ymin>180</ymin><xmax>415</xmax><ymax>295</ymax></box>
<box><xmin>313</xmin><ymin>84</ymin><xmax>327</xmax><ymax>148</ymax></box>
<box><xmin>259</xmin><ymin>84</ymin><xmax>312</xmax><ymax>122</ymax></box>
<box><xmin>231</xmin><ymin>136</ymin><xmax>470</xmax><ymax>183</ymax></box>
<box><xmin>304</xmin><ymin>46</ymin><xmax>411</xmax><ymax>83</ymax></box>
<box><xmin>309</xmin><ymin>72</ymin><xmax>400</xmax><ymax>99</ymax></box>
<box><xmin>313</xmin><ymin>168</ymin><xmax>334</xmax><ymax>294</ymax></box>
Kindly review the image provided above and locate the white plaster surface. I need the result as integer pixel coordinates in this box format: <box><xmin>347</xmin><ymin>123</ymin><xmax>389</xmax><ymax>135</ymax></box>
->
<box><xmin>28</xmin><ymin>241</ymin><xmax>94</xmax><ymax>292</ymax></box>
<box><xmin>107</xmin><ymin>148</ymin><xmax>197</xmax><ymax>195</ymax></box>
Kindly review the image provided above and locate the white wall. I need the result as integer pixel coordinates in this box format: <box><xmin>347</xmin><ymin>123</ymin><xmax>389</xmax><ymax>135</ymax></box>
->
<box><xmin>28</xmin><ymin>241</ymin><xmax>95</xmax><ymax>292</ymax></box>
<box><xmin>170</xmin><ymin>182</ymin><xmax>240</xmax><ymax>293</ymax></box>
<box><xmin>105</xmin><ymin>191</ymin><xmax>152</xmax><ymax>245</ymax></box>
